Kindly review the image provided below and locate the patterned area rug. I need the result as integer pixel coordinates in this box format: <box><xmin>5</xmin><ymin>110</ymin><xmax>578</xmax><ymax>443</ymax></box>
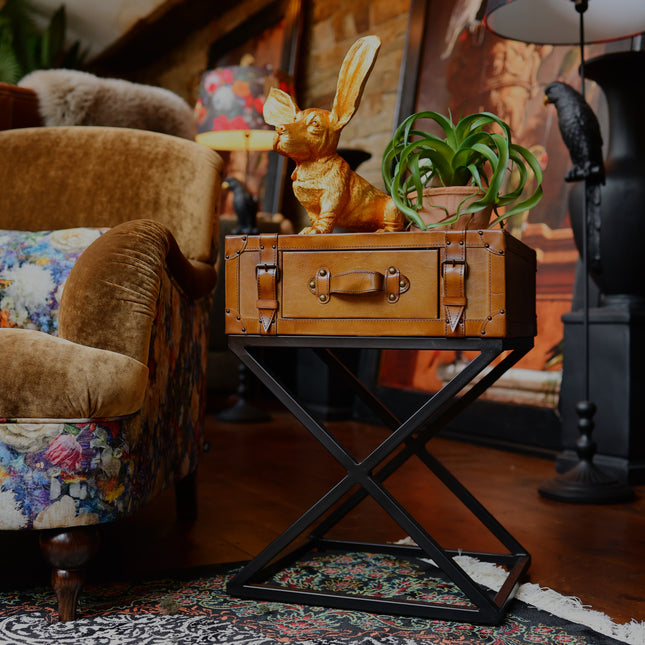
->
<box><xmin>0</xmin><ymin>550</ymin><xmax>637</xmax><ymax>645</ymax></box>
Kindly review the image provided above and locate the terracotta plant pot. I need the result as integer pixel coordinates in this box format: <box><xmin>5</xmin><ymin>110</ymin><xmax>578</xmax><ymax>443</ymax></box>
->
<box><xmin>409</xmin><ymin>186</ymin><xmax>493</xmax><ymax>231</ymax></box>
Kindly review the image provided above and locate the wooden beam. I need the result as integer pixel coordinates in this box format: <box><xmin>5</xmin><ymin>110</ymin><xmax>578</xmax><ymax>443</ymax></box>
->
<box><xmin>89</xmin><ymin>0</ymin><xmax>284</xmax><ymax>76</ymax></box>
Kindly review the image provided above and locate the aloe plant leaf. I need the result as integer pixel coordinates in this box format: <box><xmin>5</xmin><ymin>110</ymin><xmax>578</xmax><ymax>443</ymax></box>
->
<box><xmin>381</xmin><ymin>142</ymin><xmax>398</xmax><ymax>193</ymax></box>
<box><xmin>498</xmin><ymin>153</ymin><xmax>529</xmax><ymax>205</ymax></box>
<box><xmin>398</xmin><ymin>111</ymin><xmax>455</xmax><ymax>147</ymax></box>
<box><xmin>490</xmin><ymin>186</ymin><xmax>544</xmax><ymax>226</ymax></box>
<box><xmin>398</xmin><ymin>141</ymin><xmax>451</xmax><ymax>186</ymax></box>
<box><xmin>467</xmin><ymin>163</ymin><xmax>485</xmax><ymax>192</ymax></box>
<box><xmin>512</xmin><ymin>143</ymin><xmax>544</xmax><ymax>184</ymax></box>
<box><xmin>489</xmin><ymin>145</ymin><xmax>544</xmax><ymax>224</ymax></box>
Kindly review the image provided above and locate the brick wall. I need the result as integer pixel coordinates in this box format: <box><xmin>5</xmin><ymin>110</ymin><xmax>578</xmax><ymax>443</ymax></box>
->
<box><xmin>299</xmin><ymin>0</ymin><xmax>411</xmax><ymax>189</ymax></box>
<box><xmin>132</xmin><ymin>0</ymin><xmax>411</xmax><ymax>223</ymax></box>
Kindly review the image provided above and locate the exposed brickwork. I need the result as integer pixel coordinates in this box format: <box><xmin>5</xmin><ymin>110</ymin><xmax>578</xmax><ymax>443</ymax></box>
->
<box><xmin>300</xmin><ymin>1</ymin><xmax>411</xmax><ymax>190</ymax></box>
<box><xmin>131</xmin><ymin>0</ymin><xmax>411</xmax><ymax>221</ymax></box>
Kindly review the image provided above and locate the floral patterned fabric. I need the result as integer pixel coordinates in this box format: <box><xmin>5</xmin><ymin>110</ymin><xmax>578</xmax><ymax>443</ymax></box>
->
<box><xmin>0</xmin><ymin>234</ymin><xmax>211</xmax><ymax>530</ymax></box>
<box><xmin>195</xmin><ymin>65</ymin><xmax>292</xmax><ymax>133</ymax></box>
<box><xmin>0</xmin><ymin>228</ymin><xmax>107</xmax><ymax>334</ymax></box>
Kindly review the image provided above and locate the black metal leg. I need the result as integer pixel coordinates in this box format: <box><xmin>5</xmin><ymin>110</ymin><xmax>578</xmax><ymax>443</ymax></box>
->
<box><xmin>308</xmin><ymin>342</ymin><xmax>531</xmax><ymax>539</ymax></box>
<box><xmin>226</xmin><ymin>336</ymin><xmax>533</xmax><ymax>625</ymax></box>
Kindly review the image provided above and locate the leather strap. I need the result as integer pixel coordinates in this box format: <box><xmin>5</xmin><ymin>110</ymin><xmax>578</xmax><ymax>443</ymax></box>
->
<box><xmin>256</xmin><ymin>234</ymin><xmax>279</xmax><ymax>334</ymax></box>
<box><xmin>443</xmin><ymin>230</ymin><xmax>467</xmax><ymax>335</ymax></box>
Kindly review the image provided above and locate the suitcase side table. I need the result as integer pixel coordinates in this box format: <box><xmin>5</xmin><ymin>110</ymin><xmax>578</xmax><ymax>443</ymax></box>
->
<box><xmin>226</xmin><ymin>334</ymin><xmax>534</xmax><ymax>625</ymax></box>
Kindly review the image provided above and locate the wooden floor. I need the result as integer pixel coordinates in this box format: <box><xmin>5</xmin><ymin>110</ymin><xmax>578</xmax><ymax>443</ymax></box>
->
<box><xmin>3</xmin><ymin>395</ymin><xmax>644</xmax><ymax>625</ymax></box>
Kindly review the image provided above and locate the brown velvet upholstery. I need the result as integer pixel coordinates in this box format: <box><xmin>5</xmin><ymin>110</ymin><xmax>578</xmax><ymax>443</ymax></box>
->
<box><xmin>59</xmin><ymin>219</ymin><xmax>201</xmax><ymax>363</ymax></box>
<box><xmin>0</xmin><ymin>126</ymin><xmax>221</xmax><ymax>262</ymax></box>
<box><xmin>0</xmin><ymin>328</ymin><xmax>148</xmax><ymax>419</ymax></box>
<box><xmin>0</xmin><ymin>125</ymin><xmax>224</xmax><ymax>419</ymax></box>
<box><xmin>0</xmin><ymin>217</ymin><xmax>219</xmax><ymax>420</ymax></box>
<box><xmin>0</xmin><ymin>83</ymin><xmax>225</xmax><ymax>623</ymax></box>
<box><xmin>0</xmin><ymin>127</ymin><xmax>223</xmax><ymax>415</ymax></box>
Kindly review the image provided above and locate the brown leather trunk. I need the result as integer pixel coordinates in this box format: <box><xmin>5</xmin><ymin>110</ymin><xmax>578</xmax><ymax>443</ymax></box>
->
<box><xmin>224</xmin><ymin>230</ymin><xmax>536</xmax><ymax>338</ymax></box>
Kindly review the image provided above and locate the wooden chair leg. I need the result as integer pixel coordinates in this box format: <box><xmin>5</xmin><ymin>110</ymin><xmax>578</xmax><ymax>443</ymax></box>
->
<box><xmin>175</xmin><ymin>469</ymin><xmax>198</xmax><ymax>522</ymax></box>
<box><xmin>39</xmin><ymin>526</ymin><xmax>100</xmax><ymax>621</ymax></box>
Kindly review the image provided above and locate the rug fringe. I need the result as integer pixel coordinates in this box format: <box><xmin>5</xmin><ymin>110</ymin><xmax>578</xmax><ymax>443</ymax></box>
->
<box><xmin>452</xmin><ymin>553</ymin><xmax>645</xmax><ymax>645</ymax></box>
<box><xmin>393</xmin><ymin>538</ymin><xmax>645</xmax><ymax>645</ymax></box>
<box><xmin>394</xmin><ymin>536</ymin><xmax>645</xmax><ymax>645</ymax></box>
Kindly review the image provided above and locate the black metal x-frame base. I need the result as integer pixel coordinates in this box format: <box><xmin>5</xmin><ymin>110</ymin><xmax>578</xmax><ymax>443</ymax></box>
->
<box><xmin>226</xmin><ymin>335</ymin><xmax>534</xmax><ymax>625</ymax></box>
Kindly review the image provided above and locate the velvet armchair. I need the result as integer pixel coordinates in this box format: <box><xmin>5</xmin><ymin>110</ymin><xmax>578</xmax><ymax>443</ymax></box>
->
<box><xmin>0</xmin><ymin>125</ymin><xmax>223</xmax><ymax>620</ymax></box>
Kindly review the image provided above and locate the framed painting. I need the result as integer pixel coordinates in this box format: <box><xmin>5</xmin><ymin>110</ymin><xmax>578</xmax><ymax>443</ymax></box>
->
<box><xmin>368</xmin><ymin>0</ymin><xmax>630</xmax><ymax>449</ymax></box>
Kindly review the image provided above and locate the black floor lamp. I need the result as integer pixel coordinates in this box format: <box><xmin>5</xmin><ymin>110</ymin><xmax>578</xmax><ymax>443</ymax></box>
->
<box><xmin>195</xmin><ymin>62</ymin><xmax>293</xmax><ymax>423</ymax></box>
<box><xmin>485</xmin><ymin>0</ymin><xmax>645</xmax><ymax>503</ymax></box>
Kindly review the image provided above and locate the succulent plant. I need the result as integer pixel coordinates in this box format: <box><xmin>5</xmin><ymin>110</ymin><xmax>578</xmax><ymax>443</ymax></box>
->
<box><xmin>382</xmin><ymin>110</ymin><xmax>543</xmax><ymax>230</ymax></box>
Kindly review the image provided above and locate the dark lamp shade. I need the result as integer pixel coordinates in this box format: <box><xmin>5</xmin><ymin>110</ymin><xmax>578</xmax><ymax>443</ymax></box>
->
<box><xmin>194</xmin><ymin>65</ymin><xmax>292</xmax><ymax>152</ymax></box>
<box><xmin>485</xmin><ymin>0</ymin><xmax>645</xmax><ymax>45</ymax></box>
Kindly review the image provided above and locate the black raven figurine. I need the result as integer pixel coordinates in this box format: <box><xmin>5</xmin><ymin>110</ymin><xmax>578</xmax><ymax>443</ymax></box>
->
<box><xmin>544</xmin><ymin>81</ymin><xmax>604</xmax><ymax>184</ymax></box>
<box><xmin>545</xmin><ymin>81</ymin><xmax>604</xmax><ymax>271</ymax></box>
<box><xmin>223</xmin><ymin>176</ymin><xmax>259</xmax><ymax>235</ymax></box>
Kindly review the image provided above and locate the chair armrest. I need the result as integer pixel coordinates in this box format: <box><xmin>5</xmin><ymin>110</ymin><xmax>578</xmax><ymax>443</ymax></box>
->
<box><xmin>59</xmin><ymin>219</ymin><xmax>216</xmax><ymax>364</ymax></box>
<box><xmin>166</xmin><ymin>233</ymin><xmax>216</xmax><ymax>300</ymax></box>
<box><xmin>0</xmin><ymin>329</ymin><xmax>148</xmax><ymax>419</ymax></box>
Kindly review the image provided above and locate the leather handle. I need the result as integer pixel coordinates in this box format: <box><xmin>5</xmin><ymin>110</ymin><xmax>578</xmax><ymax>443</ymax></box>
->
<box><xmin>309</xmin><ymin>267</ymin><xmax>409</xmax><ymax>304</ymax></box>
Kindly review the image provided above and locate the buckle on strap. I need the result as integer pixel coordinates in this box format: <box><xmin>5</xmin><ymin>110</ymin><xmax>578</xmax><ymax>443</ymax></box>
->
<box><xmin>441</xmin><ymin>258</ymin><xmax>467</xmax><ymax>278</ymax></box>
<box><xmin>256</xmin><ymin>262</ymin><xmax>279</xmax><ymax>280</ymax></box>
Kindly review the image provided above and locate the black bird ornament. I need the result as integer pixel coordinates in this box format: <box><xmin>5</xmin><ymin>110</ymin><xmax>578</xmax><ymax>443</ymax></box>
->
<box><xmin>544</xmin><ymin>81</ymin><xmax>604</xmax><ymax>271</ymax></box>
<box><xmin>223</xmin><ymin>176</ymin><xmax>259</xmax><ymax>235</ymax></box>
<box><xmin>544</xmin><ymin>81</ymin><xmax>604</xmax><ymax>184</ymax></box>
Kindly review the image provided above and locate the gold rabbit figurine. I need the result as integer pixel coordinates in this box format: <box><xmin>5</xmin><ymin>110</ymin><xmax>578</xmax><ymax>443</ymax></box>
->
<box><xmin>263</xmin><ymin>35</ymin><xmax>405</xmax><ymax>234</ymax></box>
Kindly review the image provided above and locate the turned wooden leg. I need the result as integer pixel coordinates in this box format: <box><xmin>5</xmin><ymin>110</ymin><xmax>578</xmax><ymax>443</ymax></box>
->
<box><xmin>175</xmin><ymin>470</ymin><xmax>198</xmax><ymax>522</ymax></box>
<box><xmin>39</xmin><ymin>526</ymin><xmax>100</xmax><ymax>621</ymax></box>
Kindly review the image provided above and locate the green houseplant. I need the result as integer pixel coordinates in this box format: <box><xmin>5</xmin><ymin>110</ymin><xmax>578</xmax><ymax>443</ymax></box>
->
<box><xmin>381</xmin><ymin>110</ymin><xmax>543</xmax><ymax>230</ymax></box>
<box><xmin>0</xmin><ymin>0</ymin><xmax>85</xmax><ymax>84</ymax></box>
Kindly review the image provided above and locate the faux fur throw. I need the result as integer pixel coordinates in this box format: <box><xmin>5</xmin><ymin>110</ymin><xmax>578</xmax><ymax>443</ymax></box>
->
<box><xmin>18</xmin><ymin>69</ymin><xmax>196</xmax><ymax>140</ymax></box>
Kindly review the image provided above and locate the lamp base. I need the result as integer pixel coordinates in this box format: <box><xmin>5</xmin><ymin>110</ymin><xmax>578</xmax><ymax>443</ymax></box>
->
<box><xmin>540</xmin><ymin>398</ymin><xmax>634</xmax><ymax>503</ymax></box>
<box><xmin>538</xmin><ymin>459</ymin><xmax>633</xmax><ymax>503</ymax></box>
<box><xmin>216</xmin><ymin>363</ymin><xmax>272</xmax><ymax>424</ymax></box>
<box><xmin>217</xmin><ymin>398</ymin><xmax>271</xmax><ymax>423</ymax></box>
<box><xmin>559</xmin><ymin>303</ymin><xmax>645</xmax><ymax>484</ymax></box>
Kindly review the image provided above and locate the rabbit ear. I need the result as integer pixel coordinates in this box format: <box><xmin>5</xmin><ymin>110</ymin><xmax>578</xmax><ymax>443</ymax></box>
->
<box><xmin>263</xmin><ymin>88</ymin><xmax>298</xmax><ymax>127</ymax></box>
<box><xmin>330</xmin><ymin>35</ymin><xmax>381</xmax><ymax>129</ymax></box>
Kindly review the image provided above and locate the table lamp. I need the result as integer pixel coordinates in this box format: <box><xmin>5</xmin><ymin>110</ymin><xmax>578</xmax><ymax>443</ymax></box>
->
<box><xmin>195</xmin><ymin>62</ymin><xmax>292</xmax><ymax>211</ymax></box>
<box><xmin>195</xmin><ymin>62</ymin><xmax>293</xmax><ymax>423</ymax></box>
<box><xmin>485</xmin><ymin>0</ymin><xmax>645</xmax><ymax>503</ymax></box>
